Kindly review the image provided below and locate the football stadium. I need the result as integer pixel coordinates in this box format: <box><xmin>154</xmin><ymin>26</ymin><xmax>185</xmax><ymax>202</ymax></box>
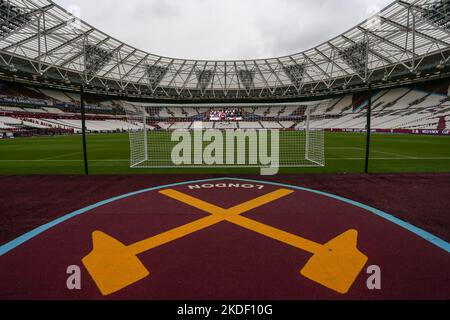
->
<box><xmin>0</xmin><ymin>0</ymin><xmax>449</xmax><ymax>305</ymax></box>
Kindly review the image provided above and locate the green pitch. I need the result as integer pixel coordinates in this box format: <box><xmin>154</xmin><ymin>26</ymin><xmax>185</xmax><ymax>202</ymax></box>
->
<box><xmin>0</xmin><ymin>132</ymin><xmax>449</xmax><ymax>174</ymax></box>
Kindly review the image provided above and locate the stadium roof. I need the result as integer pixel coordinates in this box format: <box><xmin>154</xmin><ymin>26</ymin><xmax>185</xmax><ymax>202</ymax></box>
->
<box><xmin>0</xmin><ymin>0</ymin><xmax>449</xmax><ymax>101</ymax></box>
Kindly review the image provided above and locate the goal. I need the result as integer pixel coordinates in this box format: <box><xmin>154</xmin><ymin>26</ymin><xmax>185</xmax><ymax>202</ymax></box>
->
<box><xmin>124</xmin><ymin>102</ymin><xmax>325</xmax><ymax>171</ymax></box>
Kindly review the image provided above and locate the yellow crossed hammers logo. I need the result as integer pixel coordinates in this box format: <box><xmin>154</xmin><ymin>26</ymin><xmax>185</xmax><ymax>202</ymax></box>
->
<box><xmin>82</xmin><ymin>188</ymin><xmax>368</xmax><ymax>296</ymax></box>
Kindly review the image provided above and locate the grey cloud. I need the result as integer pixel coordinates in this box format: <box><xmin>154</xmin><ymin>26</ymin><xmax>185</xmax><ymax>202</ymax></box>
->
<box><xmin>133</xmin><ymin>1</ymin><xmax>180</xmax><ymax>20</ymax></box>
<box><xmin>53</xmin><ymin>0</ymin><xmax>393</xmax><ymax>60</ymax></box>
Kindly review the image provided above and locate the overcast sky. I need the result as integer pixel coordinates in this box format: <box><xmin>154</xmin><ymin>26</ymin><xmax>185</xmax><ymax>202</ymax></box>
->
<box><xmin>53</xmin><ymin>0</ymin><xmax>393</xmax><ymax>60</ymax></box>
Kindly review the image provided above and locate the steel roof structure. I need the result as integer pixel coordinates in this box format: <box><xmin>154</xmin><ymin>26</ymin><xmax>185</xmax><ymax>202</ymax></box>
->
<box><xmin>0</xmin><ymin>0</ymin><xmax>449</xmax><ymax>101</ymax></box>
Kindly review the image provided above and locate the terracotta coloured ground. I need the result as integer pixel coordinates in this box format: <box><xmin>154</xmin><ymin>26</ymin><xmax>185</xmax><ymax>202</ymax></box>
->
<box><xmin>0</xmin><ymin>174</ymin><xmax>449</xmax><ymax>300</ymax></box>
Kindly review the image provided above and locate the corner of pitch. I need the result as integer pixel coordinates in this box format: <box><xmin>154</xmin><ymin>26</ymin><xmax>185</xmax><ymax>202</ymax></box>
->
<box><xmin>170</xmin><ymin>124</ymin><xmax>280</xmax><ymax>175</ymax></box>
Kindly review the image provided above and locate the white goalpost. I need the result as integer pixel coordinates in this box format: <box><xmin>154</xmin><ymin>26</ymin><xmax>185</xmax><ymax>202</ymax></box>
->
<box><xmin>124</xmin><ymin>102</ymin><xmax>325</xmax><ymax>170</ymax></box>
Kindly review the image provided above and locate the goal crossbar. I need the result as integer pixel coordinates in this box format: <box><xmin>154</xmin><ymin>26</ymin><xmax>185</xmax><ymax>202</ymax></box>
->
<box><xmin>124</xmin><ymin>101</ymin><xmax>326</xmax><ymax>170</ymax></box>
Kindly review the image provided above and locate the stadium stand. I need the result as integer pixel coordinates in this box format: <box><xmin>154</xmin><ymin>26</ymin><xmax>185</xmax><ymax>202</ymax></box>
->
<box><xmin>239</xmin><ymin>122</ymin><xmax>263</xmax><ymax>129</ymax></box>
<box><xmin>1</xmin><ymin>79</ymin><xmax>450</xmax><ymax>137</ymax></box>
<box><xmin>215</xmin><ymin>122</ymin><xmax>238</xmax><ymax>129</ymax></box>
<box><xmin>36</xmin><ymin>88</ymin><xmax>72</xmax><ymax>103</ymax></box>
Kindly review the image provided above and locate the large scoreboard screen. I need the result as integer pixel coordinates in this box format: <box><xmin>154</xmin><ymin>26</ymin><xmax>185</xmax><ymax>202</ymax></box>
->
<box><xmin>209</xmin><ymin>108</ymin><xmax>243</xmax><ymax>121</ymax></box>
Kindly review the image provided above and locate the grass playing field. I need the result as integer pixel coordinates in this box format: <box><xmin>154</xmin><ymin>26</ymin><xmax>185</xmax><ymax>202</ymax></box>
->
<box><xmin>0</xmin><ymin>132</ymin><xmax>449</xmax><ymax>174</ymax></box>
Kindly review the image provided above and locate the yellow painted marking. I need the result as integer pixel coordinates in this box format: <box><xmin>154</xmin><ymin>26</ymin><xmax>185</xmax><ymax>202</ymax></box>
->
<box><xmin>83</xmin><ymin>188</ymin><xmax>294</xmax><ymax>295</ymax></box>
<box><xmin>129</xmin><ymin>215</ymin><xmax>223</xmax><ymax>254</ymax></box>
<box><xmin>84</xmin><ymin>186</ymin><xmax>367</xmax><ymax>296</ymax></box>
<box><xmin>158</xmin><ymin>189</ymin><xmax>368</xmax><ymax>294</ymax></box>
<box><xmin>159</xmin><ymin>188</ymin><xmax>294</xmax><ymax>216</ymax></box>
<box><xmin>160</xmin><ymin>189</ymin><xmax>320</xmax><ymax>253</ymax></box>
<box><xmin>130</xmin><ymin>188</ymin><xmax>294</xmax><ymax>254</ymax></box>
<box><xmin>225</xmin><ymin>215</ymin><xmax>323</xmax><ymax>254</ymax></box>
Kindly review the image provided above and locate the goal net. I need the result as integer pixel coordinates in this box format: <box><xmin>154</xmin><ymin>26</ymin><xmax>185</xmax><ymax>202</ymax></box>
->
<box><xmin>123</xmin><ymin>102</ymin><xmax>326</xmax><ymax>171</ymax></box>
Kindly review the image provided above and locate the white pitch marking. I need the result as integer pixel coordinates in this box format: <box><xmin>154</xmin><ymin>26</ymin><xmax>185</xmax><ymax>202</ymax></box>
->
<box><xmin>0</xmin><ymin>158</ymin><xmax>449</xmax><ymax>162</ymax></box>
<box><xmin>329</xmin><ymin>147</ymin><xmax>416</xmax><ymax>159</ymax></box>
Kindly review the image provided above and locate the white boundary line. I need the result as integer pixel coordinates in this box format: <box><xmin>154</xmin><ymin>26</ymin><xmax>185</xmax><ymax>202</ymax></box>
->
<box><xmin>328</xmin><ymin>157</ymin><xmax>450</xmax><ymax>160</ymax></box>
<box><xmin>328</xmin><ymin>147</ymin><xmax>416</xmax><ymax>159</ymax></box>
<box><xmin>0</xmin><ymin>157</ymin><xmax>449</xmax><ymax>163</ymax></box>
<box><xmin>40</xmin><ymin>151</ymin><xmax>83</xmax><ymax>161</ymax></box>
